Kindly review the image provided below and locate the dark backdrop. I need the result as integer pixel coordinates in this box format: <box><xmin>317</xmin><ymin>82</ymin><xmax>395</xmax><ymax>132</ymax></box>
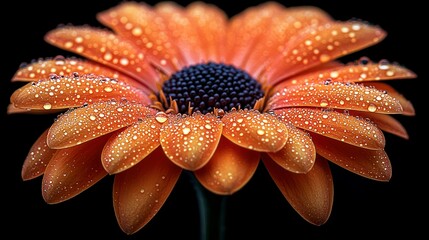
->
<box><xmin>1</xmin><ymin>0</ymin><xmax>424</xmax><ymax>239</ymax></box>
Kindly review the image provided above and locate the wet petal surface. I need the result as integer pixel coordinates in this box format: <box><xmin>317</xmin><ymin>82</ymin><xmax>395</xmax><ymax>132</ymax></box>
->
<box><xmin>12</xmin><ymin>57</ymin><xmax>148</xmax><ymax>90</ymax></box>
<box><xmin>270</xmin><ymin>82</ymin><xmax>403</xmax><ymax>114</ymax></box>
<box><xmin>47</xmin><ymin>101</ymin><xmax>155</xmax><ymax>149</ymax></box>
<box><xmin>102</xmin><ymin>117</ymin><xmax>162</xmax><ymax>174</ymax></box>
<box><xmin>160</xmin><ymin>113</ymin><xmax>222</xmax><ymax>170</ymax></box>
<box><xmin>113</xmin><ymin>147</ymin><xmax>181</xmax><ymax>234</ymax></box>
<box><xmin>275</xmin><ymin>108</ymin><xmax>385</xmax><ymax>149</ymax></box>
<box><xmin>263</xmin><ymin>156</ymin><xmax>333</xmax><ymax>225</ymax></box>
<box><xmin>311</xmin><ymin>133</ymin><xmax>391</xmax><ymax>181</ymax></box>
<box><xmin>222</xmin><ymin>109</ymin><xmax>288</xmax><ymax>152</ymax></box>
<box><xmin>42</xmin><ymin>136</ymin><xmax>109</xmax><ymax>204</ymax></box>
<box><xmin>45</xmin><ymin>26</ymin><xmax>159</xmax><ymax>91</ymax></box>
<box><xmin>275</xmin><ymin>61</ymin><xmax>416</xmax><ymax>89</ymax></box>
<box><xmin>266</xmin><ymin>125</ymin><xmax>315</xmax><ymax>173</ymax></box>
<box><xmin>22</xmin><ymin>129</ymin><xmax>56</xmax><ymax>180</ymax></box>
<box><xmin>195</xmin><ymin>137</ymin><xmax>260</xmax><ymax>195</ymax></box>
<box><xmin>266</xmin><ymin>21</ymin><xmax>386</xmax><ymax>84</ymax></box>
<box><xmin>11</xmin><ymin>74</ymin><xmax>149</xmax><ymax>110</ymax></box>
<box><xmin>97</xmin><ymin>2</ymin><xmax>181</xmax><ymax>73</ymax></box>
<box><xmin>244</xmin><ymin>6</ymin><xmax>332</xmax><ymax>75</ymax></box>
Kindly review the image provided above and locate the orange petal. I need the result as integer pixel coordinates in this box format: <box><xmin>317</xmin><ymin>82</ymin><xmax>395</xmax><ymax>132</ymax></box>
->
<box><xmin>102</xmin><ymin>117</ymin><xmax>162</xmax><ymax>174</ymax></box>
<box><xmin>97</xmin><ymin>2</ymin><xmax>181</xmax><ymax>73</ymax></box>
<box><xmin>42</xmin><ymin>135</ymin><xmax>109</xmax><ymax>204</ymax></box>
<box><xmin>275</xmin><ymin>61</ymin><xmax>416</xmax><ymax>89</ymax></box>
<box><xmin>266</xmin><ymin>125</ymin><xmax>315</xmax><ymax>173</ymax></box>
<box><xmin>266</xmin><ymin>21</ymin><xmax>386</xmax><ymax>84</ymax></box>
<box><xmin>154</xmin><ymin>2</ymin><xmax>204</xmax><ymax>65</ymax></box>
<box><xmin>7</xmin><ymin>103</ymin><xmax>63</xmax><ymax>115</ymax></box>
<box><xmin>195</xmin><ymin>136</ymin><xmax>260</xmax><ymax>195</ymax></box>
<box><xmin>11</xmin><ymin>74</ymin><xmax>150</xmax><ymax>111</ymax></box>
<box><xmin>348</xmin><ymin>110</ymin><xmax>409</xmax><ymax>139</ymax></box>
<box><xmin>222</xmin><ymin>109</ymin><xmax>288</xmax><ymax>152</ymax></box>
<box><xmin>263</xmin><ymin>156</ymin><xmax>333</xmax><ymax>225</ymax></box>
<box><xmin>275</xmin><ymin>108</ymin><xmax>385</xmax><ymax>149</ymax></box>
<box><xmin>47</xmin><ymin>101</ymin><xmax>155</xmax><ymax>149</ymax></box>
<box><xmin>160</xmin><ymin>113</ymin><xmax>222</xmax><ymax>170</ymax></box>
<box><xmin>113</xmin><ymin>147</ymin><xmax>181</xmax><ymax>234</ymax></box>
<box><xmin>244</xmin><ymin>6</ymin><xmax>332</xmax><ymax>76</ymax></box>
<box><xmin>269</xmin><ymin>82</ymin><xmax>403</xmax><ymax>114</ymax></box>
<box><xmin>185</xmin><ymin>2</ymin><xmax>227</xmax><ymax>62</ymax></box>
<box><xmin>11</xmin><ymin>57</ymin><xmax>149</xmax><ymax>90</ymax></box>
<box><xmin>366</xmin><ymin>82</ymin><xmax>415</xmax><ymax>116</ymax></box>
<box><xmin>225</xmin><ymin>2</ymin><xmax>284</xmax><ymax>67</ymax></box>
<box><xmin>311</xmin><ymin>133</ymin><xmax>391</xmax><ymax>181</ymax></box>
<box><xmin>22</xmin><ymin>128</ymin><xmax>56</xmax><ymax>180</ymax></box>
<box><xmin>45</xmin><ymin>26</ymin><xmax>159</xmax><ymax>92</ymax></box>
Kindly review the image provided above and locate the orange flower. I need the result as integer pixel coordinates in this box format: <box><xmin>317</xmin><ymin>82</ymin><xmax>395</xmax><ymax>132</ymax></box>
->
<box><xmin>9</xmin><ymin>1</ymin><xmax>415</xmax><ymax>235</ymax></box>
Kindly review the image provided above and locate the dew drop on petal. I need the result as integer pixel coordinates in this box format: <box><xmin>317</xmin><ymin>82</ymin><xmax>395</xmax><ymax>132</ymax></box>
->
<box><xmin>378</xmin><ymin>59</ymin><xmax>390</xmax><ymax>70</ymax></box>
<box><xmin>320</xmin><ymin>99</ymin><xmax>329</xmax><ymax>107</ymax></box>
<box><xmin>43</xmin><ymin>103</ymin><xmax>52</xmax><ymax>110</ymax></box>
<box><xmin>386</xmin><ymin>70</ymin><xmax>395</xmax><ymax>77</ymax></box>
<box><xmin>132</xmin><ymin>27</ymin><xmax>142</xmax><ymax>36</ymax></box>
<box><xmin>155</xmin><ymin>112</ymin><xmax>168</xmax><ymax>123</ymax></box>
<box><xmin>182</xmin><ymin>127</ymin><xmax>191</xmax><ymax>135</ymax></box>
<box><xmin>319</xmin><ymin>54</ymin><xmax>331</xmax><ymax>63</ymax></box>
<box><xmin>103</xmin><ymin>52</ymin><xmax>113</xmax><ymax>61</ymax></box>
<box><xmin>120</xmin><ymin>58</ymin><xmax>129</xmax><ymax>66</ymax></box>
<box><xmin>367</xmin><ymin>104</ymin><xmax>377</xmax><ymax>112</ymax></box>
<box><xmin>104</xmin><ymin>86</ymin><xmax>113</xmax><ymax>92</ymax></box>
<box><xmin>54</xmin><ymin>55</ymin><xmax>66</xmax><ymax>66</ymax></box>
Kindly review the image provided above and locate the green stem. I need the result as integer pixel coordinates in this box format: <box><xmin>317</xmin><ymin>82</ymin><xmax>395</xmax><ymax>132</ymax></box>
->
<box><xmin>187</xmin><ymin>171</ymin><xmax>227</xmax><ymax>240</ymax></box>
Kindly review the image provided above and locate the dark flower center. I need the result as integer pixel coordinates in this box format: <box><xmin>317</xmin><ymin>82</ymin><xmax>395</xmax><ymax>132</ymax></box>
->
<box><xmin>160</xmin><ymin>62</ymin><xmax>265</xmax><ymax>114</ymax></box>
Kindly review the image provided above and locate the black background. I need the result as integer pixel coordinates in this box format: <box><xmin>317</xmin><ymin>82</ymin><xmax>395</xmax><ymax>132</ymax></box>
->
<box><xmin>1</xmin><ymin>0</ymin><xmax>424</xmax><ymax>239</ymax></box>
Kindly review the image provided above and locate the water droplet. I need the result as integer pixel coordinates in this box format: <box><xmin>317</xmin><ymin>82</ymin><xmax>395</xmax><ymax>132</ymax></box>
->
<box><xmin>64</xmin><ymin>41</ymin><xmax>73</xmax><ymax>48</ymax></box>
<box><xmin>378</xmin><ymin>59</ymin><xmax>390</xmax><ymax>70</ymax></box>
<box><xmin>75</xmin><ymin>36</ymin><xmax>84</xmax><ymax>43</ymax></box>
<box><xmin>320</xmin><ymin>99</ymin><xmax>329</xmax><ymax>107</ymax></box>
<box><xmin>359</xmin><ymin>57</ymin><xmax>370</xmax><ymax>65</ymax></box>
<box><xmin>103</xmin><ymin>52</ymin><xmax>113</xmax><ymax>61</ymax></box>
<box><xmin>330</xmin><ymin>71</ymin><xmax>339</xmax><ymax>78</ymax></box>
<box><xmin>352</xmin><ymin>24</ymin><xmax>361</xmax><ymax>31</ymax></box>
<box><xmin>155</xmin><ymin>112</ymin><xmax>168</xmax><ymax>123</ymax></box>
<box><xmin>117</xmin><ymin>107</ymin><xmax>124</xmax><ymax>112</ymax></box>
<box><xmin>386</xmin><ymin>70</ymin><xmax>395</xmax><ymax>77</ymax></box>
<box><xmin>257</xmin><ymin>129</ymin><xmax>265</xmax><ymax>135</ymax></box>
<box><xmin>43</xmin><ymin>103</ymin><xmax>52</xmax><ymax>110</ymax></box>
<box><xmin>182</xmin><ymin>127</ymin><xmax>191</xmax><ymax>135</ymax></box>
<box><xmin>89</xmin><ymin>115</ymin><xmax>96</xmax><ymax>121</ymax></box>
<box><xmin>104</xmin><ymin>86</ymin><xmax>113</xmax><ymax>92</ymax></box>
<box><xmin>319</xmin><ymin>54</ymin><xmax>331</xmax><ymax>63</ymax></box>
<box><xmin>120</xmin><ymin>58</ymin><xmax>129</xmax><ymax>66</ymax></box>
<box><xmin>367</xmin><ymin>104</ymin><xmax>377</xmax><ymax>112</ymax></box>
<box><xmin>132</xmin><ymin>27</ymin><xmax>142</xmax><ymax>36</ymax></box>
<box><xmin>341</xmin><ymin>27</ymin><xmax>350</xmax><ymax>33</ymax></box>
<box><xmin>205</xmin><ymin>124</ymin><xmax>212</xmax><ymax>130</ymax></box>
<box><xmin>54</xmin><ymin>55</ymin><xmax>66</xmax><ymax>65</ymax></box>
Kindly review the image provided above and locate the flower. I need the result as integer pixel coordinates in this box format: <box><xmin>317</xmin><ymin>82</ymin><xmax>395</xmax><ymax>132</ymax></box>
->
<box><xmin>9</xmin><ymin>0</ymin><xmax>415</xmax><ymax>236</ymax></box>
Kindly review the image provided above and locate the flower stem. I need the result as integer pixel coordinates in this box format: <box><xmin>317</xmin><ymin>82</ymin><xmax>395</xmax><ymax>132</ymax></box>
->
<box><xmin>188</xmin><ymin>171</ymin><xmax>227</xmax><ymax>240</ymax></box>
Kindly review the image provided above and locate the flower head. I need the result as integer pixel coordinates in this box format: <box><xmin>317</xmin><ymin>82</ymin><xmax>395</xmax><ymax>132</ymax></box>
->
<box><xmin>9</xmin><ymin>1</ymin><xmax>415</xmax><ymax>235</ymax></box>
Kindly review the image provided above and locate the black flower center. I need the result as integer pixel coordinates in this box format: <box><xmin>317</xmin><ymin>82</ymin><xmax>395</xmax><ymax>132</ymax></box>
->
<box><xmin>159</xmin><ymin>62</ymin><xmax>265</xmax><ymax>114</ymax></box>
